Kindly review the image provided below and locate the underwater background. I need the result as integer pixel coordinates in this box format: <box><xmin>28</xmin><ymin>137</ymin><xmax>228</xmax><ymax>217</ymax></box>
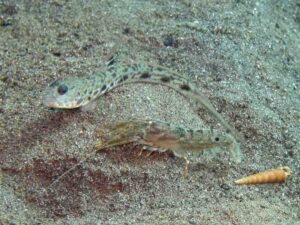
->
<box><xmin>0</xmin><ymin>0</ymin><xmax>299</xmax><ymax>224</ymax></box>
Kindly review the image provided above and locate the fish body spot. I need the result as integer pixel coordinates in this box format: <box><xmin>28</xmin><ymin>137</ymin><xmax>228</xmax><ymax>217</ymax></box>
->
<box><xmin>160</xmin><ymin>76</ymin><xmax>172</xmax><ymax>83</ymax></box>
<box><xmin>101</xmin><ymin>84</ymin><xmax>107</xmax><ymax>92</ymax></box>
<box><xmin>180</xmin><ymin>84</ymin><xmax>191</xmax><ymax>91</ymax></box>
<box><xmin>140</xmin><ymin>72</ymin><xmax>151</xmax><ymax>79</ymax></box>
<box><xmin>123</xmin><ymin>75</ymin><xmax>128</xmax><ymax>81</ymax></box>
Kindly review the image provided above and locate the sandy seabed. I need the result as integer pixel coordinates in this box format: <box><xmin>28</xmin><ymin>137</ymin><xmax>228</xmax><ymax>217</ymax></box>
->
<box><xmin>0</xmin><ymin>1</ymin><xmax>299</xmax><ymax>224</ymax></box>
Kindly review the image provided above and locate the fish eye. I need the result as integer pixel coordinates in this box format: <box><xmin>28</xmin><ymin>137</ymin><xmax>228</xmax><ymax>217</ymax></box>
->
<box><xmin>57</xmin><ymin>84</ymin><xmax>68</xmax><ymax>95</ymax></box>
<box><xmin>215</xmin><ymin>137</ymin><xmax>220</xmax><ymax>142</ymax></box>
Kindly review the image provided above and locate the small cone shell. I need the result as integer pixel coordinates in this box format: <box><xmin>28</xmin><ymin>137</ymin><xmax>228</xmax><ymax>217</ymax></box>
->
<box><xmin>235</xmin><ymin>167</ymin><xmax>291</xmax><ymax>185</ymax></box>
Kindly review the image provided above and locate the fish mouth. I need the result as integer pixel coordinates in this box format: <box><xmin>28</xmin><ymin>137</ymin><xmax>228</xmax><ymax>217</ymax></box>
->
<box><xmin>42</xmin><ymin>90</ymin><xmax>65</xmax><ymax>108</ymax></box>
<box><xmin>42</xmin><ymin>94</ymin><xmax>60</xmax><ymax>108</ymax></box>
<box><xmin>42</xmin><ymin>94</ymin><xmax>80</xmax><ymax>109</ymax></box>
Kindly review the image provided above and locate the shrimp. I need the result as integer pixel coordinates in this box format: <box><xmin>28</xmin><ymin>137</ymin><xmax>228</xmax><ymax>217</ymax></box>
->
<box><xmin>96</xmin><ymin>120</ymin><xmax>242</xmax><ymax>175</ymax></box>
<box><xmin>47</xmin><ymin>120</ymin><xmax>241</xmax><ymax>189</ymax></box>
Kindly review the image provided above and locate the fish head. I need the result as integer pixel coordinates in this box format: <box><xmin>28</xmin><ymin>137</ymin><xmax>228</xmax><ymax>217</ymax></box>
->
<box><xmin>42</xmin><ymin>78</ymin><xmax>91</xmax><ymax>109</ymax></box>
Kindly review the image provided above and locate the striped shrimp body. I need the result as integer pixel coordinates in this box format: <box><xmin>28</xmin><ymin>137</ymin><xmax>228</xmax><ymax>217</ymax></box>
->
<box><xmin>47</xmin><ymin>120</ymin><xmax>241</xmax><ymax>188</ymax></box>
<box><xmin>43</xmin><ymin>63</ymin><xmax>241</xmax><ymax>140</ymax></box>
<box><xmin>96</xmin><ymin>120</ymin><xmax>242</xmax><ymax>174</ymax></box>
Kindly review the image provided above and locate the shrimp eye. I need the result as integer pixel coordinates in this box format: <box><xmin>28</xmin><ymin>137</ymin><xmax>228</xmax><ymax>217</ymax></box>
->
<box><xmin>57</xmin><ymin>84</ymin><xmax>68</xmax><ymax>95</ymax></box>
